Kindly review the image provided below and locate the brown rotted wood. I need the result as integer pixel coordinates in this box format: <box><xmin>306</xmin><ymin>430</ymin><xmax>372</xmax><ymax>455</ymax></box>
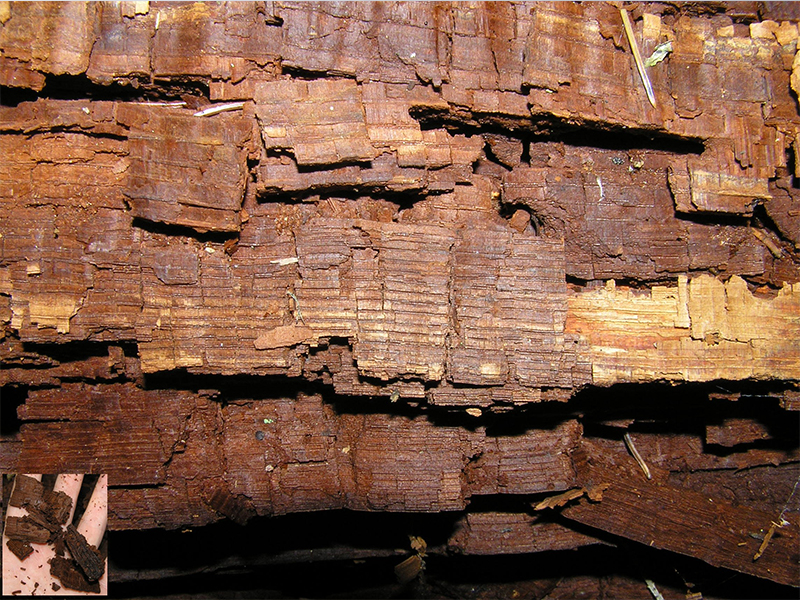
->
<box><xmin>561</xmin><ymin>439</ymin><xmax>800</xmax><ymax>587</ymax></box>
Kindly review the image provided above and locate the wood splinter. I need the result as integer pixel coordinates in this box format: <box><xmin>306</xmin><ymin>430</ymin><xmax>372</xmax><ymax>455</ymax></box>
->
<box><xmin>752</xmin><ymin>475</ymin><xmax>797</xmax><ymax>561</ymax></box>
<box><xmin>750</xmin><ymin>228</ymin><xmax>783</xmax><ymax>258</ymax></box>
<box><xmin>395</xmin><ymin>536</ymin><xmax>427</xmax><ymax>584</ymax></box>
<box><xmin>624</xmin><ymin>432</ymin><xmax>652</xmax><ymax>480</ymax></box>
<box><xmin>621</xmin><ymin>9</ymin><xmax>657</xmax><ymax>108</ymax></box>
<box><xmin>193</xmin><ymin>102</ymin><xmax>245</xmax><ymax>117</ymax></box>
<box><xmin>287</xmin><ymin>290</ymin><xmax>305</xmax><ymax>324</ymax></box>
<box><xmin>752</xmin><ymin>519</ymin><xmax>788</xmax><ymax>561</ymax></box>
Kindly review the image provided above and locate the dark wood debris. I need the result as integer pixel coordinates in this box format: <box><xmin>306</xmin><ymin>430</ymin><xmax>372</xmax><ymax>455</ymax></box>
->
<box><xmin>63</xmin><ymin>524</ymin><xmax>105</xmax><ymax>582</ymax></box>
<box><xmin>5</xmin><ymin>539</ymin><xmax>33</xmax><ymax>561</ymax></box>
<box><xmin>4</xmin><ymin>516</ymin><xmax>51</xmax><ymax>545</ymax></box>
<box><xmin>49</xmin><ymin>555</ymin><xmax>101</xmax><ymax>594</ymax></box>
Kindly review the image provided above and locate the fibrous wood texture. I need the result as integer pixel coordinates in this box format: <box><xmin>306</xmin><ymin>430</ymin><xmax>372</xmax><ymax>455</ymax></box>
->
<box><xmin>1</xmin><ymin>1</ymin><xmax>799</xmax><ymax>596</ymax></box>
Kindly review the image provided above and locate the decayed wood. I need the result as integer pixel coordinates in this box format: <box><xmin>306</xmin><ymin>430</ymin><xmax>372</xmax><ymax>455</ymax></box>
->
<box><xmin>120</xmin><ymin>104</ymin><xmax>254</xmax><ymax>234</ymax></box>
<box><xmin>448</xmin><ymin>512</ymin><xmax>606</xmax><ymax>555</ymax></box>
<box><xmin>4</xmin><ymin>516</ymin><xmax>51</xmax><ymax>544</ymax></box>
<box><xmin>9</xmin><ymin>382</ymin><xmax>580</xmax><ymax>529</ymax></box>
<box><xmin>64</xmin><ymin>524</ymin><xmax>105</xmax><ymax>582</ymax></box>
<box><xmin>8</xmin><ymin>474</ymin><xmax>42</xmax><ymax>508</ymax></box>
<box><xmin>1</xmin><ymin>1</ymin><xmax>799</xmax><ymax>593</ymax></box>
<box><xmin>561</xmin><ymin>439</ymin><xmax>800</xmax><ymax>587</ymax></box>
<box><xmin>566</xmin><ymin>275</ymin><xmax>800</xmax><ymax>385</ymax></box>
<box><xmin>6</xmin><ymin>539</ymin><xmax>33</xmax><ymax>561</ymax></box>
<box><xmin>49</xmin><ymin>555</ymin><xmax>101</xmax><ymax>594</ymax></box>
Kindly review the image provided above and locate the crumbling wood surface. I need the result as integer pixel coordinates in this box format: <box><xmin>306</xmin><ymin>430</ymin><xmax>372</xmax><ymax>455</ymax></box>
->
<box><xmin>1</xmin><ymin>1</ymin><xmax>799</xmax><ymax>596</ymax></box>
<box><xmin>561</xmin><ymin>438</ymin><xmax>799</xmax><ymax>587</ymax></box>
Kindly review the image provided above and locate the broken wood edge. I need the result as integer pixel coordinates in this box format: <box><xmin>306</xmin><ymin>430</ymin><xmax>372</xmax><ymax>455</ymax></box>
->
<box><xmin>533</xmin><ymin>483</ymin><xmax>611</xmax><ymax>511</ymax></box>
<box><xmin>253</xmin><ymin>324</ymin><xmax>318</xmax><ymax>350</ymax></box>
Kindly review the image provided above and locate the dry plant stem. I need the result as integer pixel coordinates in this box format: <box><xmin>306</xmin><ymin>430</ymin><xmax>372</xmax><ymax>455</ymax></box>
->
<box><xmin>193</xmin><ymin>102</ymin><xmax>245</xmax><ymax>117</ymax></box>
<box><xmin>287</xmin><ymin>290</ymin><xmax>305</xmax><ymax>324</ymax></box>
<box><xmin>620</xmin><ymin>9</ymin><xmax>657</xmax><ymax>108</ymax></box>
<box><xmin>750</xmin><ymin>228</ymin><xmax>783</xmax><ymax>258</ymax></box>
<box><xmin>645</xmin><ymin>578</ymin><xmax>666</xmax><ymax>600</ymax></box>
<box><xmin>752</xmin><ymin>521</ymin><xmax>781</xmax><ymax>561</ymax></box>
<box><xmin>624</xmin><ymin>432</ymin><xmax>652</xmax><ymax>480</ymax></box>
<box><xmin>753</xmin><ymin>475</ymin><xmax>799</xmax><ymax>561</ymax></box>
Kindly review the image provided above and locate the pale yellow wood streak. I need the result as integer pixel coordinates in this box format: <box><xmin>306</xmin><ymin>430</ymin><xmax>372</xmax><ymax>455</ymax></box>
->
<box><xmin>566</xmin><ymin>275</ymin><xmax>800</xmax><ymax>385</ymax></box>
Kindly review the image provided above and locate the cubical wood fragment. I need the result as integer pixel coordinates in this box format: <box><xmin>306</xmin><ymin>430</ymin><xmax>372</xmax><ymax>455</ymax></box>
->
<box><xmin>6</xmin><ymin>539</ymin><xmax>33</xmax><ymax>561</ymax></box>
<box><xmin>205</xmin><ymin>487</ymin><xmax>256</xmax><ymax>526</ymax></box>
<box><xmin>49</xmin><ymin>555</ymin><xmax>101</xmax><ymax>594</ymax></box>
<box><xmin>10</xmin><ymin>388</ymin><xmax>582</xmax><ymax>530</ymax></box>
<box><xmin>64</xmin><ymin>524</ymin><xmax>105</xmax><ymax>582</ymax></box>
<box><xmin>781</xmin><ymin>390</ymin><xmax>800</xmax><ymax>411</ymax></box>
<box><xmin>119</xmin><ymin>104</ymin><xmax>253</xmax><ymax>233</ymax></box>
<box><xmin>8</xmin><ymin>474</ymin><xmax>43</xmax><ymax>507</ymax></box>
<box><xmin>501</xmin><ymin>151</ymin><xmax>768</xmax><ymax>283</ymax></box>
<box><xmin>16</xmin><ymin>384</ymin><xmax>195</xmax><ymax>485</ymax></box>
<box><xmin>295</xmin><ymin>217</ymin><xmax>455</xmax><ymax>381</ymax></box>
<box><xmin>255</xmin><ymin>79</ymin><xmax>376</xmax><ymax>166</ymax></box>
<box><xmin>41</xmin><ymin>488</ymin><xmax>73</xmax><ymax>526</ymax></box>
<box><xmin>24</xmin><ymin>504</ymin><xmax>62</xmax><ymax>534</ymax></box>
<box><xmin>706</xmin><ymin>418</ymin><xmax>772</xmax><ymax>447</ymax></box>
<box><xmin>0</xmin><ymin>2</ymin><xmax>95</xmax><ymax>86</ymax></box>
<box><xmin>4</xmin><ymin>516</ymin><xmax>51</xmax><ymax>544</ymax></box>
<box><xmin>668</xmin><ymin>162</ymin><xmax>771</xmax><ymax>216</ymax></box>
<box><xmin>450</xmin><ymin>228</ymin><xmax>585</xmax><ymax>389</ymax></box>
<box><xmin>254</xmin><ymin>82</ymin><xmax>480</xmax><ymax>197</ymax></box>
<box><xmin>566</xmin><ymin>275</ymin><xmax>800</xmax><ymax>385</ymax></box>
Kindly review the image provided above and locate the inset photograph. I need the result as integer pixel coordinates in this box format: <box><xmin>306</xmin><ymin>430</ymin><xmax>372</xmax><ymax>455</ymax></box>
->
<box><xmin>2</xmin><ymin>474</ymin><xmax>107</xmax><ymax>596</ymax></box>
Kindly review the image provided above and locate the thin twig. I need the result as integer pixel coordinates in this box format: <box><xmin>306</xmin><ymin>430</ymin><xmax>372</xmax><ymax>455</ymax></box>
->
<box><xmin>287</xmin><ymin>291</ymin><xmax>305</xmax><ymax>324</ymax></box>
<box><xmin>624</xmin><ymin>432</ymin><xmax>652</xmax><ymax>480</ymax></box>
<box><xmin>753</xmin><ymin>521</ymin><xmax>782</xmax><ymax>561</ymax></box>
<box><xmin>134</xmin><ymin>101</ymin><xmax>187</xmax><ymax>107</ymax></box>
<box><xmin>193</xmin><ymin>102</ymin><xmax>245</xmax><ymax>117</ymax></box>
<box><xmin>645</xmin><ymin>578</ymin><xmax>665</xmax><ymax>600</ymax></box>
<box><xmin>620</xmin><ymin>9</ymin><xmax>657</xmax><ymax>108</ymax></box>
<box><xmin>753</xmin><ymin>474</ymin><xmax>800</xmax><ymax>561</ymax></box>
<box><xmin>750</xmin><ymin>228</ymin><xmax>783</xmax><ymax>258</ymax></box>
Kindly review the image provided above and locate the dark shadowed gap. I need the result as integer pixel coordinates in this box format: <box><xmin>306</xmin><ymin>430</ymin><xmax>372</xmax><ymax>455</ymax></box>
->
<box><xmin>129</xmin><ymin>216</ymin><xmax>239</xmax><ymax>243</ymax></box>
<box><xmin>108</xmin><ymin>525</ymin><xmax>799</xmax><ymax>599</ymax></box>
<box><xmin>409</xmin><ymin>105</ymin><xmax>705</xmax><ymax>155</ymax></box>
<box><xmin>0</xmin><ymin>385</ymin><xmax>27</xmax><ymax>436</ymax></box>
<box><xmin>1</xmin><ymin>73</ymin><xmax>210</xmax><ymax>106</ymax></box>
<box><xmin>0</xmin><ymin>85</ymin><xmax>38</xmax><ymax>107</ymax></box>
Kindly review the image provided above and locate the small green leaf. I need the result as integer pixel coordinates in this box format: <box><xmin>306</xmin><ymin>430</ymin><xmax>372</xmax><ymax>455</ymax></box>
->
<box><xmin>644</xmin><ymin>41</ymin><xmax>673</xmax><ymax>67</ymax></box>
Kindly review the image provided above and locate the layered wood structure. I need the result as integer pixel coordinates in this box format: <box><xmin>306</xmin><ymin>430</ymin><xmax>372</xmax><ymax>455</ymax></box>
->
<box><xmin>1</xmin><ymin>1</ymin><xmax>799</xmax><ymax>595</ymax></box>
